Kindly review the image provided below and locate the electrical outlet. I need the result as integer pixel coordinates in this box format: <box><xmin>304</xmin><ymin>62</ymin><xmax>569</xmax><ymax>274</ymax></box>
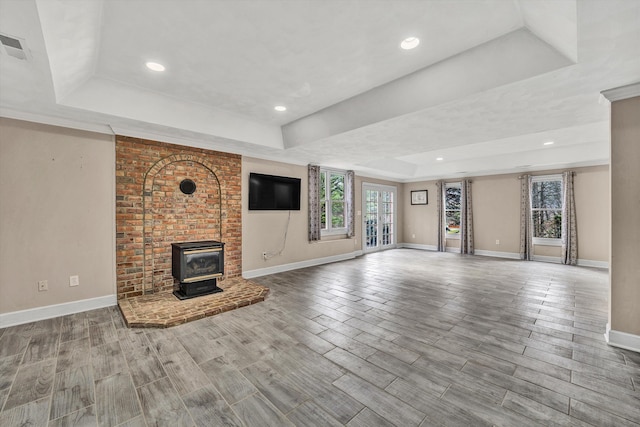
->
<box><xmin>412</xmin><ymin>234</ymin><xmax>416</xmax><ymax>239</ymax></box>
<box><xmin>69</xmin><ymin>275</ymin><xmax>79</xmax><ymax>287</ymax></box>
<box><xmin>38</xmin><ymin>280</ymin><xmax>48</xmax><ymax>292</ymax></box>
<box><xmin>262</xmin><ymin>252</ymin><xmax>267</xmax><ymax>260</ymax></box>
<box><xmin>496</xmin><ymin>240</ymin><xmax>500</xmax><ymax>245</ymax></box>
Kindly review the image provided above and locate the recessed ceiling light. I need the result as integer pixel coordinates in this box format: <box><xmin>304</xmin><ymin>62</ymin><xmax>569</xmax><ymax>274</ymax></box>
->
<box><xmin>543</xmin><ymin>141</ymin><xmax>555</xmax><ymax>146</ymax></box>
<box><xmin>436</xmin><ymin>157</ymin><xmax>444</xmax><ymax>161</ymax></box>
<box><xmin>145</xmin><ymin>62</ymin><xmax>165</xmax><ymax>72</ymax></box>
<box><xmin>274</xmin><ymin>105</ymin><xmax>287</xmax><ymax>112</ymax></box>
<box><xmin>400</xmin><ymin>37</ymin><xmax>420</xmax><ymax>50</ymax></box>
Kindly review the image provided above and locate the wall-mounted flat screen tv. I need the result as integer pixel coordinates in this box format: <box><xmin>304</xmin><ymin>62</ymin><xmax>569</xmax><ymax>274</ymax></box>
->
<box><xmin>249</xmin><ymin>172</ymin><xmax>301</xmax><ymax>210</ymax></box>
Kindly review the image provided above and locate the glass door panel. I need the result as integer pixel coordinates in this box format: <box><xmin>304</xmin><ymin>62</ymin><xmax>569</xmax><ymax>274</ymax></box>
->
<box><xmin>365</xmin><ymin>189</ymin><xmax>379</xmax><ymax>250</ymax></box>
<box><xmin>381</xmin><ymin>190</ymin><xmax>394</xmax><ymax>246</ymax></box>
<box><xmin>363</xmin><ymin>184</ymin><xmax>396</xmax><ymax>253</ymax></box>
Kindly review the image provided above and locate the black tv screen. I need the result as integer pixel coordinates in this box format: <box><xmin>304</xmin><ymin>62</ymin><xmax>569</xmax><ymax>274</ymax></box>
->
<box><xmin>249</xmin><ymin>173</ymin><xmax>301</xmax><ymax>210</ymax></box>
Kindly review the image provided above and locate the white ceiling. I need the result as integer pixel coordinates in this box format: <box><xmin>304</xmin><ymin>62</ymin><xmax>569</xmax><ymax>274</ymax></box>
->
<box><xmin>1</xmin><ymin>0</ymin><xmax>639</xmax><ymax>181</ymax></box>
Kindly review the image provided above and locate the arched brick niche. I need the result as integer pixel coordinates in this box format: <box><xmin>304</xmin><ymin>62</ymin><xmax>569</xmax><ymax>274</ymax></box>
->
<box><xmin>143</xmin><ymin>156</ymin><xmax>222</xmax><ymax>294</ymax></box>
<box><xmin>115</xmin><ymin>136</ymin><xmax>241</xmax><ymax>300</ymax></box>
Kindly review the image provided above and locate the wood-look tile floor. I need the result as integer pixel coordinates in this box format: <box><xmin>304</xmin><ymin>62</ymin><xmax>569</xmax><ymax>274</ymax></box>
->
<box><xmin>1</xmin><ymin>249</ymin><xmax>639</xmax><ymax>426</ymax></box>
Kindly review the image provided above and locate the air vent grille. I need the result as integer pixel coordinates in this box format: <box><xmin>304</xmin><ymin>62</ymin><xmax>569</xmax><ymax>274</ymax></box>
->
<box><xmin>0</xmin><ymin>33</ymin><xmax>28</xmax><ymax>60</ymax></box>
<box><xmin>0</xmin><ymin>34</ymin><xmax>22</xmax><ymax>50</ymax></box>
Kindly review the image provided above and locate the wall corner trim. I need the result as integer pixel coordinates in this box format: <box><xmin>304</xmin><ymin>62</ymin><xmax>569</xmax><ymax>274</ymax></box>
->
<box><xmin>242</xmin><ymin>252</ymin><xmax>359</xmax><ymax>279</ymax></box>
<box><xmin>0</xmin><ymin>295</ymin><xmax>117</xmax><ymax>328</ymax></box>
<box><xmin>605</xmin><ymin>323</ymin><xmax>640</xmax><ymax>353</ymax></box>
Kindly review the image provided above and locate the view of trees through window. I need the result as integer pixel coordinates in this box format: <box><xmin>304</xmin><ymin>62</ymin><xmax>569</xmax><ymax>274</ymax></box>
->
<box><xmin>320</xmin><ymin>171</ymin><xmax>345</xmax><ymax>231</ymax></box>
<box><xmin>531</xmin><ymin>179</ymin><xmax>563</xmax><ymax>239</ymax></box>
<box><xmin>445</xmin><ymin>184</ymin><xmax>461</xmax><ymax>235</ymax></box>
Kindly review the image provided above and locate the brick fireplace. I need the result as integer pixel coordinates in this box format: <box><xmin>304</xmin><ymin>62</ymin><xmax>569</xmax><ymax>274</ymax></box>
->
<box><xmin>115</xmin><ymin>136</ymin><xmax>242</xmax><ymax>300</ymax></box>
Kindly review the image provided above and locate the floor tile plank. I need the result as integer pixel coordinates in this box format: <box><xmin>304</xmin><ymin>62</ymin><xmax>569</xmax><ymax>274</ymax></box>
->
<box><xmin>0</xmin><ymin>334</ymin><xmax>30</xmax><ymax>359</ymax></box>
<box><xmin>94</xmin><ymin>371</ymin><xmax>141</xmax><ymax>427</ymax></box>
<box><xmin>333</xmin><ymin>373</ymin><xmax>426</xmax><ymax>427</ymax></box>
<box><xmin>324</xmin><ymin>347</ymin><xmax>396</xmax><ymax>389</ymax></box>
<box><xmin>501</xmin><ymin>391</ymin><xmax>589</xmax><ymax>427</ymax></box>
<box><xmin>286</xmin><ymin>400</ymin><xmax>343</xmax><ymax>427</ymax></box>
<box><xmin>49</xmin><ymin>404</ymin><xmax>97</xmax><ymax>427</ymax></box>
<box><xmin>136</xmin><ymin>377</ymin><xmax>192</xmax><ymax>427</ymax></box>
<box><xmin>570</xmin><ymin>398</ymin><xmax>640</xmax><ymax>427</ymax></box>
<box><xmin>442</xmin><ymin>383</ymin><xmax>544</xmax><ymax>426</ymax></box>
<box><xmin>385</xmin><ymin>377</ymin><xmax>492</xmax><ymax>427</ymax></box>
<box><xmin>199</xmin><ymin>356</ymin><xmax>258</xmax><ymax>405</ymax></box>
<box><xmin>346</xmin><ymin>408</ymin><xmax>395</xmax><ymax>427</ymax></box>
<box><xmin>283</xmin><ymin>364</ymin><xmax>364</xmax><ymax>424</ymax></box>
<box><xmin>159</xmin><ymin>349</ymin><xmax>210</xmax><ymax>395</ymax></box>
<box><xmin>21</xmin><ymin>332</ymin><xmax>59</xmax><ymax>365</ymax></box>
<box><xmin>56</xmin><ymin>337</ymin><xmax>90</xmax><ymax>373</ymax></box>
<box><xmin>0</xmin><ymin>354</ymin><xmax>22</xmax><ymax>390</ymax></box>
<box><xmin>49</xmin><ymin>365</ymin><xmax>94</xmax><ymax>420</ymax></box>
<box><xmin>90</xmin><ymin>341</ymin><xmax>127</xmax><ymax>380</ymax></box>
<box><xmin>3</xmin><ymin>359</ymin><xmax>56</xmax><ymax>411</ymax></box>
<box><xmin>125</xmin><ymin>345</ymin><xmax>166</xmax><ymax>387</ymax></box>
<box><xmin>232</xmin><ymin>392</ymin><xmax>294</xmax><ymax>427</ymax></box>
<box><xmin>182</xmin><ymin>384</ymin><xmax>243</xmax><ymax>427</ymax></box>
<box><xmin>241</xmin><ymin>361</ymin><xmax>310</xmax><ymax>414</ymax></box>
<box><xmin>0</xmin><ymin>398</ymin><xmax>50</xmax><ymax>427</ymax></box>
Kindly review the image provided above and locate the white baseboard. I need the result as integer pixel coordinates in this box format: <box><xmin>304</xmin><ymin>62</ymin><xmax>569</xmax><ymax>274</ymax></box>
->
<box><xmin>474</xmin><ymin>250</ymin><xmax>521</xmax><ymax>260</ymax></box>
<box><xmin>398</xmin><ymin>243</ymin><xmax>438</xmax><ymax>252</ymax></box>
<box><xmin>242</xmin><ymin>252</ymin><xmax>359</xmax><ymax>279</ymax></box>
<box><xmin>0</xmin><ymin>294</ymin><xmax>117</xmax><ymax>328</ymax></box>
<box><xmin>401</xmin><ymin>244</ymin><xmax>522</xmax><ymax>260</ymax></box>
<box><xmin>399</xmin><ymin>245</ymin><xmax>608</xmax><ymax>268</ymax></box>
<box><xmin>532</xmin><ymin>255</ymin><xmax>562</xmax><ymax>264</ymax></box>
<box><xmin>533</xmin><ymin>255</ymin><xmax>609</xmax><ymax>268</ymax></box>
<box><xmin>577</xmin><ymin>259</ymin><xmax>609</xmax><ymax>269</ymax></box>
<box><xmin>605</xmin><ymin>323</ymin><xmax>640</xmax><ymax>353</ymax></box>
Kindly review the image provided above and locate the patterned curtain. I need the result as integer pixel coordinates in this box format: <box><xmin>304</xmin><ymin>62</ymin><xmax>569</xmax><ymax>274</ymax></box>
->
<box><xmin>436</xmin><ymin>180</ymin><xmax>445</xmax><ymax>252</ymax></box>
<box><xmin>561</xmin><ymin>171</ymin><xmax>578</xmax><ymax>265</ymax></box>
<box><xmin>308</xmin><ymin>165</ymin><xmax>321</xmax><ymax>241</ymax></box>
<box><xmin>460</xmin><ymin>179</ymin><xmax>474</xmax><ymax>254</ymax></box>
<box><xmin>345</xmin><ymin>170</ymin><xmax>355</xmax><ymax>238</ymax></box>
<box><xmin>519</xmin><ymin>175</ymin><xmax>532</xmax><ymax>260</ymax></box>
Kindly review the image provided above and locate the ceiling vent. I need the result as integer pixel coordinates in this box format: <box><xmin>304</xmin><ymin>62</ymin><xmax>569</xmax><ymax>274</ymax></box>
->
<box><xmin>0</xmin><ymin>33</ymin><xmax>29</xmax><ymax>60</ymax></box>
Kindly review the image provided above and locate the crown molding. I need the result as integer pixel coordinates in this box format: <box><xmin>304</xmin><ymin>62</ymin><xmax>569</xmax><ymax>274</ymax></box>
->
<box><xmin>0</xmin><ymin>107</ymin><xmax>114</xmax><ymax>135</ymax></box>
<box><xmin>600</xmin><ymin>82</ymin><xmax>640</xmax><ymax>102</ymax></box>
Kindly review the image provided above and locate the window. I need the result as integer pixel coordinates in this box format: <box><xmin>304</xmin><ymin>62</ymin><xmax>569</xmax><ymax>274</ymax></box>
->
<box><xmin>320</xmin><ymin>169</ymin><xmax>346</xmax><ymax>235</ymax></box>
<box><xmin>531</xmin><ymin>175</ymin><xmax>563</xmax><ymax>245</ymax></box>
<box><xmin>444</xmin><ymin>182</ymin><xmax>461</xmax><ymax>238</ymax></box>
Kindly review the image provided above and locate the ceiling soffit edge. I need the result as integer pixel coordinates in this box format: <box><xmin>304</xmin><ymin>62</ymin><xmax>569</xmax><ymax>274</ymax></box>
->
<box><xmin>281</xmin><ymin>27</ymin><xmax>575</xmax><ymax>149</ymax></box>
<box><xmin>35</xmin><ymin>0</ymin><xmax>104</xmax><ymax>102</ymax></box>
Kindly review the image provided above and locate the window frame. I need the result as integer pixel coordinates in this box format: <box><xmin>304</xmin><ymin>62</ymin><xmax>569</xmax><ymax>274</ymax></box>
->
<box><xmin>530</xmin><ymin>174</ymin><xmax>563</xmax><ymax>246</ymax></box>
<box><xmin>320</xmin><ymin>168</ymin><xmax>347</xmax><ymax>236</ymax></box>
<box><xmin>443</xmin><ymin>182</ymin><xmax>462</xmax><ymax>240</ymax></box>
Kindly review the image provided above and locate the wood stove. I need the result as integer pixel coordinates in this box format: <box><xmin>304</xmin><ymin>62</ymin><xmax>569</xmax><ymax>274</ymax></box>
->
<box><xmin>171</xmin><ymin>241</ymin><xmax>224</xmax><ymax>300</ymax></box>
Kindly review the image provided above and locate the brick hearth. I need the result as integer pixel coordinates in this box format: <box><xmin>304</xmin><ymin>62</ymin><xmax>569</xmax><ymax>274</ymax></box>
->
<box><xmin>118</xmin><ymin>277</ymin><xmax>269</xmax><ymax>328</ymax></box>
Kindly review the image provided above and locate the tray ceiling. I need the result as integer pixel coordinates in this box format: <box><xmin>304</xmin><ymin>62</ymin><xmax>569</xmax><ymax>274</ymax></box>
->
<box><xmin>1</xmin><ymin>0</ymin><xmax>639</xmax><ymax>180</ymax></box>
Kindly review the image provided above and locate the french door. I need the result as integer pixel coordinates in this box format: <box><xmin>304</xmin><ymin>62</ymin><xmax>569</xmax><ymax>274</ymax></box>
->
<box><xmin>362</xmin><ymin>183</ymin><xmax>397</xmax><ymax>253</ymax></box>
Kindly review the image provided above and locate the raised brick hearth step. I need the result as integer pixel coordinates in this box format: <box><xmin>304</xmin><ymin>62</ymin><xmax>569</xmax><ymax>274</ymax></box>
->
<box><xmin>118</xmin><ymin>277</ymin><xmax>269</xmax><ymax>328</ymax></box>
